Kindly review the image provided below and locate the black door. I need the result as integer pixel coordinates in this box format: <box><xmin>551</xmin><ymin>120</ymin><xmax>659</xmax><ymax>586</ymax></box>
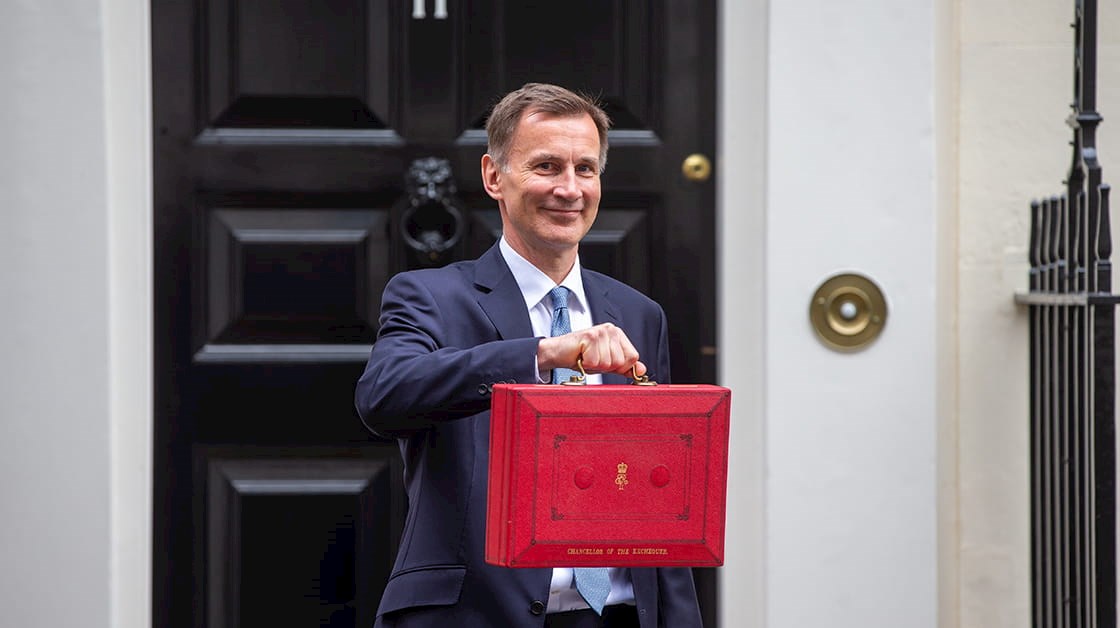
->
<box><xmin>152</xmin><ymin>2</ymin><xmax>717</xmax><ymax>627</ymax></box>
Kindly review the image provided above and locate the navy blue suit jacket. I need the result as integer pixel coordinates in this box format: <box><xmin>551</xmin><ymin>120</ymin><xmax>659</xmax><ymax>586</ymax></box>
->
<box><xmin>355</xmin><ymin>244</ymin><xmax>702</xmax><ymax>627</ymax></box>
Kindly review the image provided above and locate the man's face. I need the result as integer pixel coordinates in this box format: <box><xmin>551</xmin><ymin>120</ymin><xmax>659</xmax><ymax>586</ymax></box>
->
<box><xmin>483</xmin><ymin>110</ymin><xmax>602</xmax><ymax>260</ymax></box>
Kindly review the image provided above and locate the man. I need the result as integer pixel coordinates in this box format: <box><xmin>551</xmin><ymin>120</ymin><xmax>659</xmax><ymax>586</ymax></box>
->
<box><xmin>355</xmin><ymin>83</ymin><xmax>702</xmax><ymax>628</ymax></box>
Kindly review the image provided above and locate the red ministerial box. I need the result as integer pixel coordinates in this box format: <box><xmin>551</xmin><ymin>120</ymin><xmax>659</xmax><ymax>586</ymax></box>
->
<box><xmin>485</xmin><ymin>384</ymin><xmax>730</xmax><ymax>568</ymax></box>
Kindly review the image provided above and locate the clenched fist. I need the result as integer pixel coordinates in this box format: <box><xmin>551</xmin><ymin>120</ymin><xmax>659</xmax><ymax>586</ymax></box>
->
<box><xmin>536</xmin><ymin>322</ymin><xmax>647</xmax><ymax>378</ymax></box>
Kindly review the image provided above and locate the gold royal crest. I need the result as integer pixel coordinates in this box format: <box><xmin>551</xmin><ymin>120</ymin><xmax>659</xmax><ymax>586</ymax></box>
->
<box><xmin>615</xmin><ymin>462</ymin><xmax>629</xmax><ymax>490</ymax></box>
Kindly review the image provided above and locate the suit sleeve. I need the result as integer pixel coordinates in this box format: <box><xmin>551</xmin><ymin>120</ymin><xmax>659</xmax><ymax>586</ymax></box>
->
<box><xmin>654</xmin><ymin>304</ymin><xmax>671</xmax><ymax>385</ymax></box>
<box><xmin>354</xmin><ymin>271</ymin><xmax>539</xmax><ymax>437</ymax></box>
<box><xmin>656</xmin><ymin>567</ymin><xmax>703</xmax><ymax>627</ymax></box>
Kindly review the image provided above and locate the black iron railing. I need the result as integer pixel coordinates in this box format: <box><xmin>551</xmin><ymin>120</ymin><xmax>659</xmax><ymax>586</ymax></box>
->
<box><xmin>1015</xmin><ymin>0</ymin><xmax>1114</xmax><ymax>625</ymax></box>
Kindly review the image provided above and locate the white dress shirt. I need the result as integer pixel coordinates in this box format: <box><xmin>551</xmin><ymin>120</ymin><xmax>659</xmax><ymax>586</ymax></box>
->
<box><xmin>498</xmin><ymin>237</ymin><xmax>635</xmax><ymax>612</ymax></box>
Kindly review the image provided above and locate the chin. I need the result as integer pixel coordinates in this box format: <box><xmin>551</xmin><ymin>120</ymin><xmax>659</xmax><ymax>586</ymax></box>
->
<box><xmin>545</xmin><ymin>230</ymin><xmax>589</xmax><ymax>247</ymax></box>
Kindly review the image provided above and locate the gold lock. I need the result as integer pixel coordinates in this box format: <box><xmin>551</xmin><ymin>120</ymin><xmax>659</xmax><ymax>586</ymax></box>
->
<box><xmin>681</xmin><ymin>153</ymin><xmax>712</xmax><ymax>182</ymax></box>
<box><xmin>809</xmin><ymin>273</ymin><xmax>888</xmax><ymax>351</ymax></box>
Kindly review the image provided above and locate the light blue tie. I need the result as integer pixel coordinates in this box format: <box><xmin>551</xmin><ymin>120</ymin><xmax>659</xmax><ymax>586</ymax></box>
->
<box><xmin>549</xmin><ymin>286</ymin><xmax>581</xmax><ymax>385</ymax></box>
<box><xmin>547</xmin><ymin>286</ymin><xmax>612</xmax><ymax>614</ymax></box>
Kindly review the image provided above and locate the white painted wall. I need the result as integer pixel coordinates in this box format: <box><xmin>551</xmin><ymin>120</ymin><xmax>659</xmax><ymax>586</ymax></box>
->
<box><xmin>718</xmin><ymin>0</ymin><xmax>769</xmax><ymax>625</ymax></box>
<box><xmin>956</xmin><ymin>1</ymin><xmax>1120</xmax><ymax>627</ymax></box>
<box><xmin>0</xmin><ymin>2</ymin><xmax>151</xmax><ymax>628</ymax></box>
<box><xmin>717</xmin><ymin>0</ymin><xmax>1120</xmax><ymax>627</ymax></box>
<box><xmin>719</xmin><ymin>0</ymin><xmax>945</xmax><ymax>626</ymax></box>
<box><xmin>103</xmin><ymin>1</ymin><xmax>154</xmax><ymax>626</ymax></box>
<box><xmin>766</xmin><ymin>0</ymin><xmax>940</xmax><ymax>625</ymax></box>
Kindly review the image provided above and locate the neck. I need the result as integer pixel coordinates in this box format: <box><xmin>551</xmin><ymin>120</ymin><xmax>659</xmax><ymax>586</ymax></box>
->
<box><xmin>534</xmin><ymin>254</ymin><xmax>576</xmax><ymax>285</ymax></box>
<box><xmin>504</xmin><ymin>238</ymin><xmax>577</xmax><ymax>284</ymax></box>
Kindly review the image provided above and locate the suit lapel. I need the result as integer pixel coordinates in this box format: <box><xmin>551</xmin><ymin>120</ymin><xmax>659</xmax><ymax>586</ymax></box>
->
<box><xmin>474</xmin><ymin>244</ymin><xmax>535</xmax><ymax>341</ymax></box>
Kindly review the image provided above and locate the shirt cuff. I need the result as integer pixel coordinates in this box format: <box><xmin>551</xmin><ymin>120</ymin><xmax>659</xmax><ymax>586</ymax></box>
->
<box><xmin>534</xmin><ymin>338</ymin><xmax>550</xmax><ymax>383</ymax></box>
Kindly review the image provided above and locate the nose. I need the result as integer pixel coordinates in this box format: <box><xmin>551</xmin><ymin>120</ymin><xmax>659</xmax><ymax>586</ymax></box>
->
<box><xmin>552</xmin><ymin>167</ymin><xmax>581</xmax><ymax>201</ymax></box>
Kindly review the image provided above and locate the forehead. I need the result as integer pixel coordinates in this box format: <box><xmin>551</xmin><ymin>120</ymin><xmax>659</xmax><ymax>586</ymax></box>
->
<box><xmin>510</xmin><ymin>111</ymin><xmax>600</xmax><ymax>159</ymax></box>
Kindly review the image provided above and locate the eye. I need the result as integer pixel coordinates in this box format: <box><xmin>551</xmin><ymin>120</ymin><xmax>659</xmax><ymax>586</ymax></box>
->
<box><xmin>536</xmin><ymin>162</ymin><xmax>556</xmax><ymax>172</ymax></box>
<box><xmin>576</xmin><ymin>164</ymin><xmax>596</xmax><ymax>174</ymax></box>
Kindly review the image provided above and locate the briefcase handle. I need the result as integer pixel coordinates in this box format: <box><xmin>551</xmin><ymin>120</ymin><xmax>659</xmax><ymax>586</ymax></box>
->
<box><xmin>561</xmin><ymin>357</ymin><xmax>658</xmax><ymax>387</ymax></box>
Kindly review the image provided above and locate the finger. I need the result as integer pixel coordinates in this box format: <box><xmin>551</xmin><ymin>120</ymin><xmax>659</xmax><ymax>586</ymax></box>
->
<box><xmin>613</xmin><ymin>329</ymin><xmax>641</xmax><ymax>372</ymax></box>
<box><xmin>587</xmin><ymin>332</ymin><xmax>613</xmax><ymax>371</ymax></box>
<box><xmin>574</xmin><ymin>327</ymin><xmax>606</xmax><ymax>372</ymax></box>
<box><xmin>575</xmin><ymin>324</ymin><xmax>643</xmax><ymax>375</ymax></box>
<box><xmin>609</xmin><ymin>333</ymin><xmax>636</xmax><ymax>371</ymax></box>
<box><xmin>575</xmin><ymin>338</ymin><xmax>590</xmax><ymax>368</ymax></box>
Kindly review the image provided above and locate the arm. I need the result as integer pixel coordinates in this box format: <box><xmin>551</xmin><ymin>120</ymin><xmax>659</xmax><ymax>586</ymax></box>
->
<box><xmin>355</xmin><ymin>272</ymin><xmax>540</xmax><ymax>437</ymax></box>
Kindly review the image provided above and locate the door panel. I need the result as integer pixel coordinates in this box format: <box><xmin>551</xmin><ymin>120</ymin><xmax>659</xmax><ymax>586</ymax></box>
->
<box><xmin>203</xmin><ymin>454</ymin><xmax>403</xmax><ymax>628</ymax></box>
<box><xmin>153</xmin><ymin>1</ymin><xmax>716</xmax><ymax>627</ymax></box>
<box><xmin>198</xmin><ymin>207</ymin><xmax>387</xmax><ymax>351</ymax></box>
<box><xmin>202</xmin><ymin>0</ymin><xmax>401</xmax><ymax>135</ymax></box>
<box><xmin>459</xmin><ymin>0</ymin><xmax>661</xmax><ymax>136</ymax></box>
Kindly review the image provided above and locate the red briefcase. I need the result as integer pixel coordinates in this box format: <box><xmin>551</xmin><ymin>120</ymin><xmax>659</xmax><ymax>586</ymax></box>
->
<box><xmin>485</xmin><ymin>374</ymin><xmax>730</xmax><ymax>568</ymax></box>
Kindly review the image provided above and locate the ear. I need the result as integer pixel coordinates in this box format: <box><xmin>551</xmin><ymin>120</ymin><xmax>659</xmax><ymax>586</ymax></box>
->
<box><xmin>481</xmin><ymin>154</ymin><xmax>504</xmax><ymax>201</ymax></box>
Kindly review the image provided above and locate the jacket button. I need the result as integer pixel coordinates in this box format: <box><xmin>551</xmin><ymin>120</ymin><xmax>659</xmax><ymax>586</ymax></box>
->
<box><xmin>529</xmin><ymin>600</ymin><xmax>545</xmax><ymax>615</ymax></box>
<box><xmin>477</xmin><ymin>384</ymin><xmax>488</xmax><ymax>395</ymax></box>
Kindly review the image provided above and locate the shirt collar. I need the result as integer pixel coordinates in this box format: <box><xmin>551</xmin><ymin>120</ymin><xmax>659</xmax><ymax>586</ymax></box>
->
<box><xmin>498</xmin><ymin>237</ymin><xmax>589</xmax><ymax>314</ymax></box>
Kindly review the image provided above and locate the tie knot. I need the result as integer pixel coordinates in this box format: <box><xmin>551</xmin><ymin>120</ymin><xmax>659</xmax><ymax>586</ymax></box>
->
<box><xmin>549</xmin><ymin>286</ymin><xmax>570</xmax><ymax>310</ymax></box>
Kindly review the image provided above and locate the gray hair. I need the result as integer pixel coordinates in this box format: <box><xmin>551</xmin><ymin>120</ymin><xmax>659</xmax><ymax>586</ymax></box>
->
<box><xmin>485</xmin><ymin>83</ymin><xmax>611</xmax><ymax>172</ymax></box>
